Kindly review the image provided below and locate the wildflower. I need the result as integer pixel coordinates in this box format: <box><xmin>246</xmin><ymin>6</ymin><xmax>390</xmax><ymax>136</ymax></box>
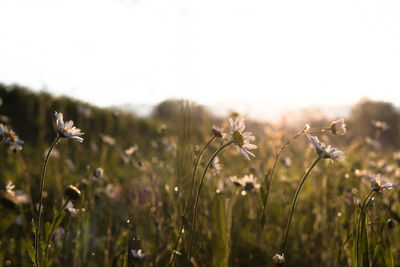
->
<box><xmin>125</xmin><ymin>145</ymin><xmax>138</xmax><ymax>157</ymax></box>
<box><xmin>210</xmin><ymin>156</ymin><xmax>222</xmax><ymax>174</ymax></box>
<box><xmin>272</xmin><ymin>253</ymin><xmax>285</xmax><ymax>264</ymax></box>
<box><xmin>92</xmin><ymin>167</ymin><xmax>104</xmax><ymax>180</ymax></box>
<box><xmin>330</xmin><ymin>119</ymin><xmax>346</xmax><ymax>135</ymax></box>
<box><xmin>211</xmin><ymin>126</ymin><xmax>225</xmax><ymax>138</ymax></box>
<box><xmin>229</xmin><ymin>176</ymin><xmax>244</xmax><ymax>187</ymax></box>
<box><xmin>101</xmin><ymin>134</ymin><xmax>116</xmax><ymax>146</ymax></box>
<box><xmin>307</xmin><ymin>134</ymin><xmax>344</xmax><ymax>159</ymax></box>
<box><xmin>0</xmin><ymin>182</ymin><xmax>28</xmax><ymax>209</ymax></box>
<box><xmin>368</xmin><ymin>174</ymin><xmax>396</xmax><ymax>192</ymax></box>
<box><xmin>241</xmin><ymin>174</ymin><xmax>260</xmax><ymax>191</ymax></box>
<box><xmin>371</xmin><ymin>120</ymin><xmax>390</xmax><ymax>131</ymax></box>
<box><xmin>65</xmin><ymin>202</ymin><xmax>80</xmax><ymax>215</ymax></box>
<box><xmin>54</xmin><ymin>111</ymin><xmax>84</xmax><ymax>142</ymax></box>
<box><xmin>131</xmin><ymin>249</ymin><xmax>146</xmax><ymax>259</ymax></box>
<box><xmin>0</xmin><ymin>124</ymin><xmax>24</xmax><ymax>149</ymax></box>
<box><xmin>229</xmin><ymin>118</ymin><xmax>257</xmax><ymax>160</ymax></box>
<box><xmin>65</xmin><ymin>185</ymin><xmax>81</xmax><ymax>200</ymax></box>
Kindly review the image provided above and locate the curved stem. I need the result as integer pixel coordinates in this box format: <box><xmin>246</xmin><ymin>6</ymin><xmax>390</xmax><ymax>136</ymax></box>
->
<box><xmin>188</xmin><ymin>141</ymin><xmax>233</xmax><ymax>261</ymax></box>
<box><xmin>35</xmin><ymin>136</ymin><xmax>61</xmax><ymax>267</ymax></box>
<box><xmin>169</xmin><ymin>136</ymin><xmax>215</xmax><ymax>265</ymax></box>
<box><xmin>44</xmin><ymin>200</ymin><xmax>70</xmax><ymax>266</ymax></box>
<box><xmin>280</xmin><ymin>156</ymin><xmax>321</xmax><ymax>254</ymax></box>
<box><xmin>355</xmin><ymin>190</ymin><xmax>375</xmax><ymax>266</ymax></box>
<box><xmin>260</xmin><ymin>127</ymin><xmax>329</xmax><ymax>226</ymax></box>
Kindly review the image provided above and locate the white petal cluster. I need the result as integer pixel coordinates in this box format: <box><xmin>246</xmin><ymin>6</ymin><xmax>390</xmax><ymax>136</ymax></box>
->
<box><xmin>0</xmin><ymin>123</ymin><xmax>24</xmax><ymax>149</ymax></box>
<box><xmin>368</xmin><ymin>174</ymin><xmax>397</xmax><ymax>192</ymax></box>
<box><xmin>229</xmin><ymin>118</ymin><xmax>257</xmax><ymax>160</ymax></box>
<box><xmin>307</xmin><ymin>134</ymin><xmax>344</xmax><ymax>159</ymax></box>
<box><xmin>272</xmin><ymin>253</ymin><xmax>285</xmax><ymax>264</ymax></box>
<box><xmin>55</xmin><ymin>111</ymin><xmax>84</xmax><ymax>142</ymax></box>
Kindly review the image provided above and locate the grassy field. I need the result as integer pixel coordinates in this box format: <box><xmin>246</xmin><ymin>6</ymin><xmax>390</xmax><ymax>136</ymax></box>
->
<box><xmin>0</xmin><ymin>84</ymin><xmax>399</xmax><ymax>266</ymax></box>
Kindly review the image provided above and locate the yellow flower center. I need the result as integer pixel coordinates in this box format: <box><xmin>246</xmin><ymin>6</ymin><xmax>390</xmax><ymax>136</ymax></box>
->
<box><xmin>373</xmin><ymin>182</ymin><xmax>382</xmax><ymax>191</ymax></box>
<box><xmin>233</xmin><ymin>130</ymin><xmax>244</xmax><ymax>146</ymax></box>
<box><xmin>4</xmin><ymin>131</ymin><xmax>16</xmax><ymax>142</ymax></box>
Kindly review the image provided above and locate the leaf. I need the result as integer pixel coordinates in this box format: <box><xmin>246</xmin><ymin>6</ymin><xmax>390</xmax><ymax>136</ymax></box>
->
<box><xmin>383</xmin><ymin>232</ymin><xmax>394</xmax><ymax>267</ymax></box>
<box><xmin>371</xmin><ymin>235</ymin><xmax>382</xmax><ymax>266</ymax></box>
<box><xmin>360</xmin><ymin>214</ymin><xmax>370</xmax><ymax>267</ymax></box>
<box><xmin>27</xmin><ymin>243</ymin><xmax>37</xmax><ymax>266</ymax></box>
<box><xmin>31</xmin><ymin>218</ymin><xmax>37</xmax><ymax>235</ymax></box>
<box><xmin>351</xmin><ymin>208</ymin><xmax>358</xmax><ymax>267</ymax></box>
<box><xmin>44</xmin><ymin>222</ymin><xmax>51</xmax><ymax>242</ymax></box>
<box><xmin>47</xmin><ymin>246</ymin><xmax>62</xmax><ymax>266</ymax></box>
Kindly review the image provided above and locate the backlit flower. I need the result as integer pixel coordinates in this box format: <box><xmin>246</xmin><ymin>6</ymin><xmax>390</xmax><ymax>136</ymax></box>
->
<box><xmin>307</xmin><ymin>134</ymin><xmax>344</xmax><ymax>159</ymax></box>
<box><xmin>229</xmin><ymin>118</ymin><xmax>257</xmax><ymax>160</ymax></box>
<box><xmin>368</xmin><ymin>174</ymin><xmax>396</xmax><ymax>192</ymax></box>
<box><xmin>55</xmin><ymin>111</ymin><xmax>84</xmax><ymax>142</ymax></box>
<box><xmin>131</xmin><ymin>249</ymin><xmax>146</xmax><ymax>259</ymax></box>
<box><xmin>330</xmin><ymin>119</ymin><xmax>347</xmax><ymax>135</ymax></box>
<box><xmin>211</xmin><ymin>156</ymin><xmax>222</xmax><ymax>174</ymax></box>
<box><xmin>272</xmin><ymin>253</ymin><xmax>285</xmax><ymax>264</ymax></box>
<box><xmin>212</xmin><ymin>126</ymin><xmax>225</xmax><ymax>138</ymax></box>
<box><xmin>0</xmin><ymin>124</ymin><xmax>24</xmax><ymax>149</ymax></box>
<box><xmin>241</xmin><ymin>174</ymin><xmax>260</xmax><ymax>191</ymax></box>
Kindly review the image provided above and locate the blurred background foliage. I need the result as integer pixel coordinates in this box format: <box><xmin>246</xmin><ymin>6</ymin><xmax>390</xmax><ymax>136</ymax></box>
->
<box><xmin>0</xmin><ymin>83</ymin><xmax>400</xmax><ymax>266</ymax></box>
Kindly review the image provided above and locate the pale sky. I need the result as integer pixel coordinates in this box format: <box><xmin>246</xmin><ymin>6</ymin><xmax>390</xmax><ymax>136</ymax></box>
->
<box><xmin>1</xmin><ymin>0</ymin><xmax>400</xmax><ymax>120</ymax></box>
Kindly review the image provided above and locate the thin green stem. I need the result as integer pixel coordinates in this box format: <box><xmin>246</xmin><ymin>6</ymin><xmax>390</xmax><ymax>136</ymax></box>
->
<box><xmin>188</xmin><ymin>141</ymin><xmax>233</xmax><ymax>261</ymax></box>
<box><xmin>35</xmin><ymin>136</ymin><xmax>61</xmax><ymax>267</ymax></box>
<box><xmin>355</xmin><ymin>190</ymin><xmax>375</xmax><ymax>266</ymax></box>
<box><xmin>280</xmin><ymin>156</ymin><xmax>321</xmax><ymax>254</ymax></box>
<box><xmin>260</xmin><ymin>127</ymin><xmax>329</xmax><ymax>226</ymax></box>
<box><xmin>169</xmin><ymin>136</ymin><xmax>215</xmax><ymax>265</ymax></box>
<box><xmin>43</xmin><ymin>200</ymin><xmax>70</xmax><ymax>266</ymax></box>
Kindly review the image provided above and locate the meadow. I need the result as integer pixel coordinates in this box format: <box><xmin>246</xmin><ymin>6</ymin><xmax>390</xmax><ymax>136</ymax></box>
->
<box><xmin>0</xmin><ymin>83</ymin><xmax>399</xmax><ymax>266</ymax></box>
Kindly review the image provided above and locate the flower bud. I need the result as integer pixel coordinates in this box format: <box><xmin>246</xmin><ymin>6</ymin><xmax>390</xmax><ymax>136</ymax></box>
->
<box><xmin>330</xmin><ymin>119</ymin><xmax>346</xmax><ymax>135</ymax></box>
<box><xmin>65</xmin><ymin>185</ymin><xmax>81</xmax><ymax>200</ymax></box>
<box><xmin>272</xmin><ymin>253</ymin><xmax>285</xmax><ymax>265</ymax></box>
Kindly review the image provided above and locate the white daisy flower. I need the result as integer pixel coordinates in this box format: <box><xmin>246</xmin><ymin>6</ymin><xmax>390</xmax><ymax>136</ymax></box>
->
<box><xmin>241</xmin><ymin>174</ymin><xmax>260</xmax><ymax>191</ymax></box>
<box><xmin>229</xmin><ymin>176</ymin><xmax>244</xmax><ymax>187</ymax></box>
<box><xmin>54</xmin><ymin>111</ymin><xmax>84</xmax><ymax>142</ymax></box>
<box><xmin>307</xmin><ymin>134</ymin><xmax>344</xmax><ymax>159</ymax></box>
<box><xmin>131</xmin><ymin>249</ymin><xmax>146</xmax><ymax>259</ymax></box>
<box><xmin>229</xmin><ymin>118</ymin><xmax>257</xmax><ymax>160</ymax></box>
<box><xmin>330</xmin><ymin>119</ymin><xmax>347</xmax><ymax>135</ymax></box>
<box><xmin>0</xmin><ymin>123</ymin><xmax>24</xmax><ymax>149</ymax></box>
<box><xmin>272</xmin><ymin>253</ymin><xmax>285</xmax><ymax>264</ymax></box>
<box><xmin>368</xmin><ymin>174</ymin><xmax>396</xmax><ymax>192</ymax></box>
<box><xmin>210</xmin><ymin>156</ymin><xmax>222</xmax><ymax>174</ymax></box>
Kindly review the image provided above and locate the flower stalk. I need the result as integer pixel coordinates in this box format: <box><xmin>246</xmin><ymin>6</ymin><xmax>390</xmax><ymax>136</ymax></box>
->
<box><xmin>169</xmin><ymin>135</ymin><xmax>216</xmax><ymax>265</ymax></box>
<box><xmin>188</xmin><ymin>141</ymin><xmax>233</xmax><ymax>261</ymax></box>
<box><xmin>35</xmin><ymin>135</ymin><xmax>61</xmax><ymax>267</ymax></box>
<box><xmin>355</xmin><ymin>190</ymin><xmax>375</xmax><ymax>266</ymax></box>
<box><xmin>260</xmin><ymin>126</ymin><xmax>330</xmax><ymax>225</ymax></box>
<box><xmin>280</xmin><ymin>156</ymin><xmax>321</xmax><ymax>254</ymax></box>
